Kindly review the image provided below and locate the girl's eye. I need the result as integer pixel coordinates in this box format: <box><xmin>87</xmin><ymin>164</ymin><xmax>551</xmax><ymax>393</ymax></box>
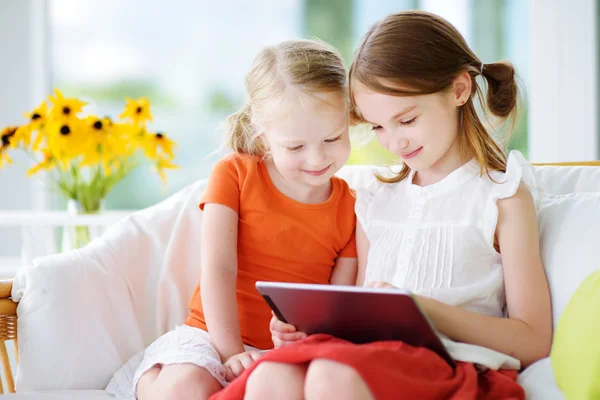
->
<box><xmin>324</xmin><ymin>135</ymin><xmax>342</xmax><ymax>143</ymax></box>
<box><xmin>399</xmin><ymin>117</ymin><xmax>417</xmax><ymax>127</ymax></box>
<box><xmin>287</xmin><ymin>145</ymin><xmax>303</xmax><ymax>152</ymax></box>
<box><xmin>371</xmin><ymin>125</ymin><xmax>383</xmax><ymax>132</ymax></box>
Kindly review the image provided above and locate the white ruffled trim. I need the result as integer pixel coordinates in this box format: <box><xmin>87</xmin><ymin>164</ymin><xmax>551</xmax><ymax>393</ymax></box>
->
<box><xmin>106</xmin><ymin>351</ymin><xmax>145</xmax><ymax>400</ymax></box>
<box><xmin>106</xmin><ymin>325</ymin><xmax>228</xmax><ymax>400</ymax></box>
<box><xmin>509</xmin><ymin>150</ymin><xmax>544</xmax><ymax>208</ymax></box>
<box><xmin>355</xmin><ymin>178</ymin><xmax>383</xmax><ymax>231</ymax></box>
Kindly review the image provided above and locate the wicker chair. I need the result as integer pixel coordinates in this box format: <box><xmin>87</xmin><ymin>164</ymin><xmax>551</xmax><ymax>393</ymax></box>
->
<box><xmin>0</xmin><ymin>279</ymin><xmax>16</xmax><ymax>394</ymax></box>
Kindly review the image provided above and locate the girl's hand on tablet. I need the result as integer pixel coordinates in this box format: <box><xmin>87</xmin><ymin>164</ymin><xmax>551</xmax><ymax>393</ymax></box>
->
<box><xmin>270</xmin><ymin>311</ymin><xmax>307</xmax><ymax>348</ymax></box>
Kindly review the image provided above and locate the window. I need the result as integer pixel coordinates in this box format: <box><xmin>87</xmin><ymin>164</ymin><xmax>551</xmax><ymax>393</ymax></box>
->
<box><xmin>50</xmin><ymin>0</ymin><xmax>529</xmax><ymax>209</ymax></box>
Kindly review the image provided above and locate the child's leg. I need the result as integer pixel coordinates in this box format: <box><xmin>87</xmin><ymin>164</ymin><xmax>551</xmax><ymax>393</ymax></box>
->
<box><xmin>245</xmin><ymin>362</ymin><xmax>307</xmax><ymax>400</ymax></box>
<box><xmin>137</xmin><ymin>363</ymin><xmax>221</xmax><ymax>400</ymax></box>
<box><xmin>129</xmin><ymin>325</ymin><xmax>229</xmax><ymax>400</ymax></box>
<box><xmin>304</xmin><ymin>359</ymin><xmax>374</xmax><ymax>400</ymax></box>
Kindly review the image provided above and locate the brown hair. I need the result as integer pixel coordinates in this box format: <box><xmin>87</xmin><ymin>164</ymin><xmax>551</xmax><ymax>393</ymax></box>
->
<box><xmin>225</xmin><ymin>39</ymin><xmax>348</xmax><ymax>156</ymax></box>
<box><xmin>349</xmin><ymin>10</ymin><xmax>518</xmax><ymax>183</ymax></box>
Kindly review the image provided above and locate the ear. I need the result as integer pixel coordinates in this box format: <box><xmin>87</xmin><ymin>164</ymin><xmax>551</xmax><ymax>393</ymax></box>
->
<box><xmin>452</xmin><ymin>72</ymin><xmax>472</xmax><ymax>106</ymax></box>
<box><xmin>257</xmin><ymin>133</ymin><xmax>270</xmax><ymax>151</ymax></box>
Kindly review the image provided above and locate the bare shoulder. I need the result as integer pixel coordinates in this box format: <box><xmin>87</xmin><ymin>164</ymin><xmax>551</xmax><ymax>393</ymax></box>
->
<box><xmin>495</xmin><ymin>182</ymin><xmax>539</xmax><ymax>252</ymax></box>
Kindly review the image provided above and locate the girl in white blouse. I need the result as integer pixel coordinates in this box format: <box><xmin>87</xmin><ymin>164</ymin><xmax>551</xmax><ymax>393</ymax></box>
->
<box><xmin>240</xmin><ymin>10</ymin><xmax>552</xmax><ymax>400</ymax></box>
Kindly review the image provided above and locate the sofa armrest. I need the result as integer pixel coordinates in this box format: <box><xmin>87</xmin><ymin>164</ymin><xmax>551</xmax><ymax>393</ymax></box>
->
<box><xmin>0</xmin><ymin>278</ymin><xmax>17</xmax><ymax>394</ymax></box>
<box><xmin>0</xmin><ymin>278</ymin><xmax>15</xmax><ymax>301</ymax></box>
<box><xmin>0</xmin><ymin>278</ymin><xmax>16</xmax><ymax>316</ymax></box>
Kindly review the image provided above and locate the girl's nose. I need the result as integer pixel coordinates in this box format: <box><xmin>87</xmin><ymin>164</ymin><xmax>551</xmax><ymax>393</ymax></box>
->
<box><xmin>390</xmin><ymin>138</ymin><xmax>410</xmax><ymax>154</ymax></box>
<box><xmin>307</xmin><ymin>148</ymin><xmax>326</xmax><ymax>166</ymax></box>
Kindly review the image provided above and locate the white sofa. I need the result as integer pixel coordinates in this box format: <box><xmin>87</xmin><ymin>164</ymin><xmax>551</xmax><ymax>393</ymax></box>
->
<box><xmin>2</xmin><ymin>161</ymin><xmax>600</xmax><ymax>399</ymax></box>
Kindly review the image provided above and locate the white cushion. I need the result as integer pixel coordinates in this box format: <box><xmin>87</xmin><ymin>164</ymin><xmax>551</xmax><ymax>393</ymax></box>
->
<box><xmin>3</xmin><ymin>390</ymin><xmax>113</xmax><ymax>399</ymax></box>
<box><xmin>537</xmin><ymin>193</ymin><xmax>600</xmax><ymax>327</ymax></box>
<box><xmin>534</xmin><ymin>165</ymin><xmax>600</xmax><ymax>194</ymax></box>
<box><xmin>518</xmin><ymin>358</ymin><xmax>564</xmax><ymax>399</ymax></box>
<box><xmin>12</xmin><ymin>180</ymin><xmax>207</xmax><ymax>391</ymax></box>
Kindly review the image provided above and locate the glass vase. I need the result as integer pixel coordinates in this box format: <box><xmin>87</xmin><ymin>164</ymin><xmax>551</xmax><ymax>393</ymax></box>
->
<box><xmin>60</xmin><ymin>199</ymin><xmax>105</xmax><ymax>252</ymax></box>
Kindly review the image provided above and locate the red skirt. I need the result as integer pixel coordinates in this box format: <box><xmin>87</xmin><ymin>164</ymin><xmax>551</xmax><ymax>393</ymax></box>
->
<box><xmin>211</xmin><ymin>334</ymin><xmax>524</xmax><ymax>400</ymax></box>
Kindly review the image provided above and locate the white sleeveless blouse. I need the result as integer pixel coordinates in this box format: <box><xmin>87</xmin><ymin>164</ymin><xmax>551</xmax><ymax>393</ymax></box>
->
<box><xmin>355</xmin><ymin>151</ymin><xmax>541</xmax><ymax>370</ymax></box>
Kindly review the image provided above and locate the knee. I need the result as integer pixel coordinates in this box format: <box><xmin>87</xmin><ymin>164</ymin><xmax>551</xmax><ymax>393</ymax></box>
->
<box><xmin>246</xmin><ymin>362</ymin><xmax>290</xmax><ymax>399</ymax></box>
<box><xmin>305</xmin><ymin>359</ymin><xmax>364</xmax><ymax>399</ymax></box>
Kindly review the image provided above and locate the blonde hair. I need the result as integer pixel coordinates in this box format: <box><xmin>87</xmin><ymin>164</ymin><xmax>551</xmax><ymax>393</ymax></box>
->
<box><xmin>349</xmin><ymin>10</ymin><xmax>519</xmax><ymax>183</ymax></box>
<box><xmin>225</xmin><ymin>39</ymin><xmax>348</xmax><ymax>156</ymax></box>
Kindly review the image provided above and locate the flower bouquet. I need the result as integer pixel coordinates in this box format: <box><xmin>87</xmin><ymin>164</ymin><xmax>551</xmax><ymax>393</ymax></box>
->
<box><xmin>0</xmin><ymin>89</ymin><xmax>178</xmax><ymax>249</ymax></box>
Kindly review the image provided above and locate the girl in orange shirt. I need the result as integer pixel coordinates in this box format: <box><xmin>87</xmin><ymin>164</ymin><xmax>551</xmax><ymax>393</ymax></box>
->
<box><xmin>130</xmin><ymin>39</ymin><xmax>358</xmax><ymax>400</ymax></box>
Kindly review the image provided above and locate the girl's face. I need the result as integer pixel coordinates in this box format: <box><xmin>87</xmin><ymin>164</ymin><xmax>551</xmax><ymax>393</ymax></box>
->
<box><xmin>352</xmin><ymin>75</ymin><xmax>471</xmax><ymax>174</ymax></box>
<box><xmin>261</xmin><ymin>91</ymin><xmax>351</xmax><ymax>190</ymax></box>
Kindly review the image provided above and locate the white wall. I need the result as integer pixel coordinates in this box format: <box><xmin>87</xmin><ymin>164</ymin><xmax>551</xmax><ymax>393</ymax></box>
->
<box><xmin>420</xmin><ymin>0</ymin><xmax>472</xmax><ymax>42</ymax></box>
<box><xmin>0</xmin><ymin>0</ymin><xmax>50</xmax><ymax>258</ymax></box>
<box><xmin>529</xmin><ymin>0</ymin><xmax>599</xmax><ymax>162</ymax></box>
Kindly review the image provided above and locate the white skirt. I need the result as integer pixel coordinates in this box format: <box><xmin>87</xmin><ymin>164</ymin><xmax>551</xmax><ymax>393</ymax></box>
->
<box><xmin>106</xmin><ymin>325</ymin><xmax>259</xmax><ymax>400</ymax></box>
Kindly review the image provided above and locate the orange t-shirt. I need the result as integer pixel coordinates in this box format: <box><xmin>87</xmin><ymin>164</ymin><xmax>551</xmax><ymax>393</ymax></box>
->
<box><xmin>185</xmin><ymin>153</ymin><xmax>357</xmax><ymax>349</ymax></box>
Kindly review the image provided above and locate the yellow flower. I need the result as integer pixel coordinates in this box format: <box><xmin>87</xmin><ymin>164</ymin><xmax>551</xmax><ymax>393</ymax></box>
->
<box><xmin>153</xmin><ymin>157</ymin><xmax>179</xmax><ymax>184</ymax></box>
<box><xmin>25</xmin><ymin>101</ymin><xmax>48</xmax><ymax>130</ymax></box>
<box><xmin>27</xmin><ymin>149</ymin><xmax>56</xmax><ymax>176</ymax></box>
<box><xmin>47</xmin><ymin>118</ymin><xmax>87</xmax><ymax>168</ymax></box>
<box><xmin>112</xmin><ymin>122</ymin><xmax>141</xmax><ymax>156</ymax></box>
<box><xmin>83</xmin><ymin>116</ymin><xmax>112</xmax><ymax>148</ymax></box>
<box><xmin>0</xmin><ymin>126</ymin><xmax>17</xmax><ymax>167</ymax></box>
<box><xmin>81</xmin><ymin>116</ymin><xmax>108</xmax><ymax>165</ymax></box>
<box><xmin>21</xmin><ymin>101</ymin><xmax>49</xmax><ymax>149</ymax></box>
<box><xmin>120</xmin><ymin>97</ymin><xmax>153</xmax><ymax>126</ymax></box>
<box><xmin>12</xmin><ymin>125</ymin><xmax>32</xmax><ymax>148</ymax></box>
<box><xmin>31</xmin><ymin>128</ymin><xmax>47</xmax><ymax>151</ymax></box>
<box><xmin>142</xmin><ymin>131</ymin><xmax>175</xmax><ymax>160</ymax></box>
<box><xmin>81</xmin><ymin>116</ymin><xmax>128</xmax><ymax>171</ymax></box>
<box><xmin>48</xmin><ymin>89</ymin><xmax>87</xmax><ymax>122</ymax></box>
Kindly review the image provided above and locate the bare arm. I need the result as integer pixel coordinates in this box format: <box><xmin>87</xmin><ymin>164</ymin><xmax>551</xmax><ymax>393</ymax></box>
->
<box><xmin>329</xmin><ymin>257</ymin><xmax>358</xmax><ymax>285</ymax></box>
<box><xmin>355</xmin><ymin>222</ymin><xmax>370</xmax><ymax>287</ymax></box>
<box><xmin>419</xmin><ymin>184</ymin><xmax>552</xmax><ymax>367</ymax></box>
<box><xmin>200</xmin><ymin>203</ymin><xmax>245</xmax><ymax>361</ymax></box>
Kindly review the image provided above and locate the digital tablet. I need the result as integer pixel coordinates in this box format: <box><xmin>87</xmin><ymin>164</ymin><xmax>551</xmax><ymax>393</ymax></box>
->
<box><xmin>256</xmin><ymin>281</ymin><xmax>455</xmax><ymax>368</ymax></box>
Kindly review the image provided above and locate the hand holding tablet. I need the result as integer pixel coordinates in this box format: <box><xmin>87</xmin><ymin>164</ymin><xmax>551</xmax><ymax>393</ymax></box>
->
<box><xmin>256</xmin><ymin>281</ymin><xmax>455</xmax><ymax>368</ymax></box>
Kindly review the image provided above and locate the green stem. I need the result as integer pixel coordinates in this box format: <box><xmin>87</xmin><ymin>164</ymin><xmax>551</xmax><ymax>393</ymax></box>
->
<box><xmin>74</xmin><ymin>225</ymin><xmax>91</xmax><ymax>248</ymax></box>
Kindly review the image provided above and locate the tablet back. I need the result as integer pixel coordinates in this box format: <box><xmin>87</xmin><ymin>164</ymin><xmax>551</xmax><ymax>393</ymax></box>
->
<box><xmin>256</xmin><ymin>281</ymin><xmax>455</xmax><ymax>368</ymax></box>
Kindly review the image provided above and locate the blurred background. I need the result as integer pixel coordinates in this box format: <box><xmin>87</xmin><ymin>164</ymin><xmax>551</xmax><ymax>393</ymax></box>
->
<box><xmin>0</xmin><ymin>0</ymin><xmax>598</xmax><ymax>261</ymax></box>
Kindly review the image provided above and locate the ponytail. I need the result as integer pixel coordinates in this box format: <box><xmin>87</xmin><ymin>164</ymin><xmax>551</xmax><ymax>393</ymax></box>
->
<box><xmin>225</xmin><ymin>103</ymin><xmax>266</xmax><ymax>156</ymax></box>
<box><xmin>481</xmin><ymin>61</ymin><xmax>518</xmax><ymax>122</ymax></box>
